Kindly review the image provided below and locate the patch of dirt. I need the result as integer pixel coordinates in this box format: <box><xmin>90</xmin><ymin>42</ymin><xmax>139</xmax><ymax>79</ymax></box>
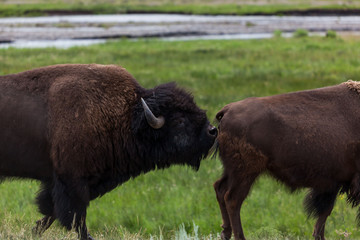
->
<box><xmin>275</xmin><ymin>8</ymin><xmax>360</xmax><ymax>16</ymax></box>
<box><xmin>30</xmin><ymin>10</ymin><xmax>94</xmax><ymax>16</ymax></box>
<box><xmin>17</xmin><ymin>7</ymin><xmax>360</xmax><ymax>17</ymax></box>
<box><xmin>126</xmin><ymin>8</ymin><xmax>360</xmax><ymax>16</ymax></box>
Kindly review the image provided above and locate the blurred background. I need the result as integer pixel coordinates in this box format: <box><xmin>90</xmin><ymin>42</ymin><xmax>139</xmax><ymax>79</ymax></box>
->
<box><xmin>1</xmin><ymin>0</ymin><xmax>360</xmax><ymax>48</ymax></box>
<box><xmin>1</xmin><ymin>1</ymin><xmax>360</xmax><ymax>239</ymax></box>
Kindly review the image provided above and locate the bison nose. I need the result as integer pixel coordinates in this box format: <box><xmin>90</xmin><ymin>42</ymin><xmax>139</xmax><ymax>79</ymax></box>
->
<box><xmin>208</xmin><ymin>125</ymin><xmax>218</xmax><ymax>137</ymax></box>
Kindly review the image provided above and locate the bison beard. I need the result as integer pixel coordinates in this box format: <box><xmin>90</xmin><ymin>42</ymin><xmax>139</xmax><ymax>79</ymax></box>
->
<box><xmin>0</xmin><ymin>64</ymin><xmax>217</xmax><ymax>240</ymax></box>
<box><xmin>215</xmin><ymin>82</ymin><xmax>360</xmax><ymax>240</ymax></box>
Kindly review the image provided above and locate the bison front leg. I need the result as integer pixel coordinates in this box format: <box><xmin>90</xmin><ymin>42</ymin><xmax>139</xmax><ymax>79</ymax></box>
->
<box><xmin>304</xmin><ymin>189</ymin><xmax>338</xmax><ymax>240</ymax></box>
<box><xmin>52</xmin><ymin>175</ymin><xmax>93</xmax><ymax>240</ymax></box>
<box><xmin>224</xmin><ymin>174</ymin><xmax>259</xmax><ymax>240</ymax></box>
<box><xmin>214</xmin><ymin>175</ymin><xmax>232</xmax><ymax>240</ymax></box>
<box><xmin>33</xmin><ymin>181</ymin><xmax>56</xmax><ymax>235</ymax></box>
<box><xmin>33</xmin><ymin>216</ymin><xmax>55</xmax><ymax>236</ymax></box>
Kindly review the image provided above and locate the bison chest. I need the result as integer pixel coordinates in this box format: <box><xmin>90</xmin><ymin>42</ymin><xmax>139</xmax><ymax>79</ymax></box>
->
<box><xmin>88</xmin><ymin>171</ymin><xmax>132</xmax><ymax>200</ymax></box>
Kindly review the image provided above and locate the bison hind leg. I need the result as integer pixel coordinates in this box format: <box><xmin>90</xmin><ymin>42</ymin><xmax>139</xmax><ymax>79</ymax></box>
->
<box><xmin>214</xmin><ymin>175</ymin><xmax>232</xmax><ymax>240</ymax></box>
<box><xmin>304</xmin><ymin>189</ymin><xmax>338</xmax><ymax>218</ymax></box>
<box><xmin>304</xmin><ymin>189</ymin><xmax>338</xmax><ymax>240</ymax></box>
<box><xmin>343</xmin><ymin>173</ymin><xmax>360</xmax><ymax>224</ymax></box>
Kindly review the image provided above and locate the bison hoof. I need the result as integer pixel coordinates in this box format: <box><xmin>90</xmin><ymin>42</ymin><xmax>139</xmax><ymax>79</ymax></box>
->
<box><xmin>31</xmin><ymin>226</ymin><xmax>40</xmax><ymax>236</ymax></box>
<box><xmin>313</xmin><ymin>234</ymin><xmax>325</xmax><ymax>240</ymax></box>
<box><xmin>221</xmin><ymin>231</ymin><xmax>231</xmax><ymax>240</ymax></box>
<box><xmin>88</xmin><ymin>234</ymin><xmax>95</xmax><ymax>240</ymax></box>
<box><xmin>32</xmin><ymin>223</ymin><xmax>44</xmax><ymax>236</ymax></box>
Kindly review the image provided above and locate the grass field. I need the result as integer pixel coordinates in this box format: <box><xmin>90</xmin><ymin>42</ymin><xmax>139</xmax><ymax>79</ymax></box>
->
<box><xmin>1</xmin><ymin>0</ymin><xmax>360</xmax><ymax>17</ymax></box>
<box><xmin>2</xmin><ymin>36</ymin><xmax>360</xmax><ymax>239</ymax></box>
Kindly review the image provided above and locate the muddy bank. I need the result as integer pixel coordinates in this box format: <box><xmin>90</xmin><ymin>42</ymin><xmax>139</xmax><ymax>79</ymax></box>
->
<box><xmin>126</xmin><ymin>8</ymin><xmax>360</xmax><ymax>16</ymax></box>
<box><xmin>2</xmin><ymin>14</ymin><xmax>360</xmax><ymax>42</ymax></box>
<box><xmin>1</xmin><ymin>14</ymin><xmax>360</xmax><ymax>48</ymax></box>
<box><xmin>14</xmin><ymin>8</ymin><xmax>360</xmax><ymax>17</ymax></box>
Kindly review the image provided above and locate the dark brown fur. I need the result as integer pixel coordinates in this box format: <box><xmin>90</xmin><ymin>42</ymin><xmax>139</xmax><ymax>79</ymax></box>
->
<box><xmin>215</xmin><ymin>82</ymin><xmax>360</xmax><ymax>240</ymax></box>
<box><xmin>0</xmin><ymin>64</ymin><xmax>217</xmax><ymax>239</ymax></box>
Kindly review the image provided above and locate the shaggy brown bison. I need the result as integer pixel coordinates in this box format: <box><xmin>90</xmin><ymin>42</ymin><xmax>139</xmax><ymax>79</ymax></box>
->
<box><xmin>0</xmin><ymin>64</ymin><xmax>217</xmax><ymax>240</ymax></box>
<box><xmin>214</xmin><ymin>81</ymin><xmax>360</xmax><ymax>240</ymax></box>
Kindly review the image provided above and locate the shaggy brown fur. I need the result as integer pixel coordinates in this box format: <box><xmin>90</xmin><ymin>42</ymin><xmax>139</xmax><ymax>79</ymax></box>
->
<box><xmin>0</xmin><ymin>64</ymin><xmax>217</xmax><ymax>240</ymax></box>
<box><xmin>343</xmin><ymin>80</ymin><xmax>360</xmax><ymax>94</ymax></box>
<box><xmin>215</xmin><ymin>82</ymin><xmax>360</xmax><ymax>240</ymax></box>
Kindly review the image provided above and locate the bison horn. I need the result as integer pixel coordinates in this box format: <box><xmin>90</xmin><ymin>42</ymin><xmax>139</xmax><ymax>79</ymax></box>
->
<box><xmin>141</xmin><ymin>98</ymin><xmax>165</xmax><ymax>129</ymax></box>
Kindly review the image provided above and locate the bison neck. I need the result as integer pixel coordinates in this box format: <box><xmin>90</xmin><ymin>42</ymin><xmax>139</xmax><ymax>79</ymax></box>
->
<box><xmin>87</xmin><ymin>137</ymin><xmax>174</xmax><ymax>200</ymax></box>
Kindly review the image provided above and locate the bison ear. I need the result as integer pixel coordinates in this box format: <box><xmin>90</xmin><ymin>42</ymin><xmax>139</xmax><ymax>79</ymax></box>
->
<box><xmin>141</xmin><ymin>98</ymin><xmax>165</xmax><ymax>129</ymax></box>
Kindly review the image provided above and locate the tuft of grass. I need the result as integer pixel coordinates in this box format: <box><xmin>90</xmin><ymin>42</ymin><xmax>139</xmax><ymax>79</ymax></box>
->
<box><xmin>245</xmin><ymin>21</ymin><xmax>256</xmax><ymax>27</ymax></box>
<box><xmin>0</xmin><ymin>216</ymin><xmax>219</xmax><ymax>240</ymax></box>
<box><xmin>326</xmin><ymin>30</ymin><xmax>337</xmax><ymax>38</ymax></box>
<box><xmin>294</xmin><ymin>29</ymin><xmax>309</xmax><ymax>38</ymax></box>
<box><xmin>273</xmin><ymin>30</ymin><xmax>283</xmax><ymax>38</ymax></box>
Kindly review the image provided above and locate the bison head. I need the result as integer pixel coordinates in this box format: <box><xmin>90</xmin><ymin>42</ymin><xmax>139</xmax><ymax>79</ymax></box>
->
<box><xmin>132</xmin><ymin>82</ymin><xmax>217</xmax><ymax>170</ymax></box>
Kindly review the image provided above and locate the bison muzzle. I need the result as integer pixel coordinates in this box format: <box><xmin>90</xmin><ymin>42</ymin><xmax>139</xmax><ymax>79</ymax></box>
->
<box><xmin>0</xmin><ymin>64</ymin><xmax>217</xmax><ymax>240</ymax></box>
<box><xmin>215</xmin><ymin>81</ymin><xmax>360</xmax><ymax>240</ymax></box>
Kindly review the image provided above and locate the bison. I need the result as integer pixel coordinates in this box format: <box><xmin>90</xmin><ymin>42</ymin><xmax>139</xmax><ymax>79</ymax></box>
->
<box><xmin>214</xmin><ymin>81</ymin><xmax>360</xmax><ymax>240</ymax></box>
<box><xmin>0</xmin><ymin>64</ymin><xmax>217</xmax><ymax>240</ymax></box>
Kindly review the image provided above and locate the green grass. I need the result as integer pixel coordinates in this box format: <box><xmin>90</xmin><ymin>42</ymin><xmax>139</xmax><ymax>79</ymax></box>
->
<box><xmin>2</xmin><ymin>36</ymin><xmax>360</xmax><ymax>239</ymax></box>
<box><xmin>1</xmin><ymin>0</ymin><xmax>360</xmax><ymax>17</ymax></box>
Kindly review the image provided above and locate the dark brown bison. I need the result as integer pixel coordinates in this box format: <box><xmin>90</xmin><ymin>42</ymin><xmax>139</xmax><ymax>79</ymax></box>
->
<box><xmin>214</xmin><ymin>81</ymin><xmax>360</xmax><ymax>240</ymax></box>
<box><xmin>0</xmin><ymin>64</ymin><xmax>217</xmax><ymax>240</ymax></box>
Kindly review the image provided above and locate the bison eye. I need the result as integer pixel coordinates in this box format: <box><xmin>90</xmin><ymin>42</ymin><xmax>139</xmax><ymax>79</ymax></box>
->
<box><xmin>177</xmin><ymin>119</ymin><xmax>185</xmax><ymax>128</ymax></box>
<box><xmin>171</xmin><ymin>116</ymin><xmax>186</xmax><ymax>127</ymax></box>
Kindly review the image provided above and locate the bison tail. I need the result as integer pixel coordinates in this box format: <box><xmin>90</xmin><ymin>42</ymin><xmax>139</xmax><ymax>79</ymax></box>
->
<box><xmin>215</xmin><ymin>111</ymin><xmax>224</xmax><ymax>123</ymax></box>
<box><xmin>212</xmin><ymin>108</ymin><xmax>228</xmax><ymax>158</ymax></box>
<box><xmin>215</xmin><ymin>103</ymin><xmax>233</xmax><ymax>123</ymax></box>
<box><xmin>215</xmin><ymin>107</ymin><xmax>227</xmax><ymax>124</ymax></box>
<box><xmin>213</xmin><ymin>105</ymin><xmax>231</xmax><ymax>158</ymax></box>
